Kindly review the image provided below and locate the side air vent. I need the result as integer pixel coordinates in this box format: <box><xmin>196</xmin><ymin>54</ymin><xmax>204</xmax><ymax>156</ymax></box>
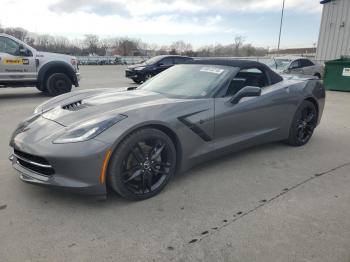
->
<box><xmin>62</xmin><ymin>100</ymin><xmax>90</xmax><ymax>111</ymax></box>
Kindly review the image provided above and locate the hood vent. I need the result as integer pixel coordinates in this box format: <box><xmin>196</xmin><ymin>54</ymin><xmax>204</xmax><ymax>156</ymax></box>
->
<box><xmin>62</xmin><ymin>100</ymin><xmax>91</xmax><ymax>111</ymax></box>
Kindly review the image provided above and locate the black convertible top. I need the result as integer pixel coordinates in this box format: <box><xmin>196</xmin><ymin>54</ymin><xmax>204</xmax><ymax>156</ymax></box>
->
<box><xmin>187</xmin><ymin>59</ymin><xmax>283</xmax><ymax>85</ymax></box>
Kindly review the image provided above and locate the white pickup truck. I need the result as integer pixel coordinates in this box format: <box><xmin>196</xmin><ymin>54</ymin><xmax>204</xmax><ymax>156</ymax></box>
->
<box><xmin>0</xmin><ymin>33</ymin><xmax>80</xmax><ymax>96</ymax></box>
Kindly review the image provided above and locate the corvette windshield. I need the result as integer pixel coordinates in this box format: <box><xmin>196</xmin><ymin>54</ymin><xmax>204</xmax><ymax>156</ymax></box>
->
<box><xmin>140</xmin><ymin>64</ymin><xmax>233</xmax><ymax>98</ymax></box>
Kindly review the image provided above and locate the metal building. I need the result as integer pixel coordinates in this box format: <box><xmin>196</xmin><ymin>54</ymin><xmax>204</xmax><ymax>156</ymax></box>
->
<box><xmin>316</xmin><ymin>0</ymin><xmax>350</xmax><ymax>62</ymax></box>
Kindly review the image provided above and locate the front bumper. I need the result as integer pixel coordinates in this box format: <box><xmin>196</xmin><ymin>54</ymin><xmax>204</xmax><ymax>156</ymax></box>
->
<box><xmin>9</xmin><ymin>118</ymin><xmax>111</xmax><ymax>196</ymax></box>
<box><xmin>125</xmin><ymin>69</ymin><xmax>140</xmax><ymax>79</ymax></box>
<box><xmin>74</xmin><ymin>72</ymin><xmax>81</xmax><ymax>86</ymax></box>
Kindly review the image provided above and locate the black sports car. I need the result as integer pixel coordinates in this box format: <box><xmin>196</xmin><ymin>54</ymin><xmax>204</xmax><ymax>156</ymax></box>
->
<box><xmin>125</xmin><ymin>55</ymin><xmax>193</xmax><ymax>83</ymax></box>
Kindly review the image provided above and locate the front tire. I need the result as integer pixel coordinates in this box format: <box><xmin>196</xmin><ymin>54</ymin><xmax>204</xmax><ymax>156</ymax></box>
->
<box><xmin>143</xmin><ymin>73</ymin><xmax>152</xmax><ymax>82</ymax></box>
<box><xmin>35</xmin><ymin>82</ymin><xmax>46</xmax><ymax>93</ymax></box>
<box><xmin>287</xmin><ymin>100</ymin><xmax>317</xmax><ymax>146</ymax></box>
<box><xmin>108</xmin><ymin>128</ymin><xmax>177</xmax><ymax>200</ymax></box>
<box><xmin>133</xmin><ymin>79</ymin><xmax>142</xmax><ymax>84</ymax></box>
<box><xmin>46</xmin><ymin>73</ymin><xmax>72</xmax><ymax>96</ymax></box>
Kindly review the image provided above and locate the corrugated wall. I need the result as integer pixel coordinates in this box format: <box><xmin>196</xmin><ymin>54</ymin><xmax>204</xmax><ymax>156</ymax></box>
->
<box><xmin>316</xmin><ymin>0</ymin><xmax>350</xmax><ymax>61</ymax></box>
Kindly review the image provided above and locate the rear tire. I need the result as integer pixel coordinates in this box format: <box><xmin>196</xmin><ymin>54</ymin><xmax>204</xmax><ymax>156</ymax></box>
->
<box><xmin>314</xmin><ymin>73</ymin><xmax>321</xmax><ymax>79</ymax></box>
<box><xmin>46</xmin><ymin>73</ymin><xmax>72</xmax><ymax>96</ymax></box>
<box><xmin>287</xmin><ymin>100</ymin><xmax>317</xmax><ymax>146</ymax></box>
<box><xmin>108</xmin><ymin>128</ymin><xmax>176</xmax><ymax>200</ymax></box>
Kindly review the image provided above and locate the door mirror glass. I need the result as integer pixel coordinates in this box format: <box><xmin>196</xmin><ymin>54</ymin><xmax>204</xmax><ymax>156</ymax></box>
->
<box><xmin>229</xmin><ymin>86</ymin><xmax>261</xmax><ymax>104</ymax></box>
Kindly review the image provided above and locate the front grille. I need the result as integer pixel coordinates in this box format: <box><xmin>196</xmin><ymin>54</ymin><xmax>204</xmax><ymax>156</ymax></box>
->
<box><xmin>62</xmin><ymin>100</ymin><xmax>91</xmax><ymax>111</ymax></box>
<box><xmin>14</xmin><ymin>150</ymin><xmax>55</xmax><ymax>176</ymax></box>
<box><xmin>14</xmin><ymin>150</ymin><xmax>50</xmax><ymax>165</ymax></box>
<box><xmin>125</xmin><ymin>70</ymin><xmax>136</xmax><ymax>77</ymax></box>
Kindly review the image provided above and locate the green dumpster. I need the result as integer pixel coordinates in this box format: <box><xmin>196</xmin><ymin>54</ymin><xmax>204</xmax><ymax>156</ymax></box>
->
<box><xmin>324</xmin><ymin>58</ymin><xmax>350</xmax><ymax>91</ymax></box>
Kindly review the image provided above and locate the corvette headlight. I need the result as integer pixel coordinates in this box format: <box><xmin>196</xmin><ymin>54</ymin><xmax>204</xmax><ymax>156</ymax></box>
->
<box><xmin>134</xmin><ymin>66</ymin><xmax>146</xmax><ymax>71</ymax></box>
<box><xmin>53</xmin><ymin>114</ymin><xmax>127</xmax><ymax>144</ymax></box>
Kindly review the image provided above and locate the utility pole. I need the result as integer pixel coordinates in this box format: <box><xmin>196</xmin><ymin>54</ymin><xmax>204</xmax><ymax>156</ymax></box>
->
<box><xmin>277</xmin><ymin>0</ymin><xmax>286</xmax><ymax>56</ymax></box>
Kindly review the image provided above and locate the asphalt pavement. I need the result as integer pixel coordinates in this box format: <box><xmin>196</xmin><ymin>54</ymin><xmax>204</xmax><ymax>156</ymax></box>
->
<box><xmin>0</xmin><ymin>65</ymin><xmax>350</xmax><ymax>262</ymax></box>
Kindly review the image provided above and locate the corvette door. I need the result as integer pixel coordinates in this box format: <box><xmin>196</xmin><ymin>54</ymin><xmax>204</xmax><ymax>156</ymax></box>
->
<box><xmin>213</xmin><ymin>69</ymin><xmax>292</xmax><ymax>151</ymax></box>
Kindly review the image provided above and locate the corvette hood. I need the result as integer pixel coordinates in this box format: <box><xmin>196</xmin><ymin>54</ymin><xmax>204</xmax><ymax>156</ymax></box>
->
<box><xmin>41</xmin><ymin>89</ymin><xmax>173</xmax><ymax>127</ymax></box>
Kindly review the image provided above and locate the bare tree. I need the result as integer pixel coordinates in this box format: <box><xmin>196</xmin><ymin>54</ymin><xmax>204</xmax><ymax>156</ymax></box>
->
<box><xmin>4</xmin><ymin>27</ymin><xmax>28</xmax><ymax>41</ymax></box>
<box><xmin>233</xmin><ymin>35</ymin><xmax>245</xmax><ymax>56</ymax></box>
<box><xmin>84</xmin><ymin>34</ymin><xmax>100</xmax><ymax>55</ymax></box>
<box><xmin>100</xmin><ymin>38</ymin><xmax>114</xmax><ymax>56</ymax></box>
<box><xmin>0</xmin><ymin>25</ymin><xmax>268</xmax><ymax>58</ymax></box>
<box><xmin>115</xmin><ymin>38</ymin><xmax>139</xmax><ymax>56</ymax></box>
<box><xmin>170</xmin><ymin>41</ymin><xmax>193</xmax><ymax>55</ymax></box>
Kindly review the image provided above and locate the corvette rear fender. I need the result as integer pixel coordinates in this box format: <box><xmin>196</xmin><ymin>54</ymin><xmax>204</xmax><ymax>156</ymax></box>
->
<box><xmin>295</xmin><ymin>79</ymin><xmax>325</xmax><ymax>125</ymax></box>
<box><xmin>307</xmin><ymin>80</ymin><xmax>325</xmax><ymax>125</ymax></box>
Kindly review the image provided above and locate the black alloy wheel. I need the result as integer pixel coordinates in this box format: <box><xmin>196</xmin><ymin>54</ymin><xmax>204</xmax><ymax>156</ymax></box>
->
<box><xmin>108</xmin><ymin>128</ymin><xmax>176</xmax><ymax>200</ymax></box>
<box><xmin>46</xmin><ymin>73</ymin><xmax>72</xmax><ymax>96</ymax></box>
<box><xmin>287</xmin><ymin>100</ymin><xmax>317</xmax><ymax>146</ymax></box>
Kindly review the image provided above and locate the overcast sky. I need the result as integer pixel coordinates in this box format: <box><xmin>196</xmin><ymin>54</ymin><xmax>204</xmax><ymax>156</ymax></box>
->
<box><xmin>1</xmin><ymin>0</ymin><xmax>323</xmax><ymax>49</ymax></box>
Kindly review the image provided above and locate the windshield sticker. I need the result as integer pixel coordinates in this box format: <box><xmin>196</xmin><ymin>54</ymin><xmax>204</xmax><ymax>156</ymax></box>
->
<box><xmin>200</xmin><ymin>67</ymin><xmax>224</xmax><ymax>75</ymax></box>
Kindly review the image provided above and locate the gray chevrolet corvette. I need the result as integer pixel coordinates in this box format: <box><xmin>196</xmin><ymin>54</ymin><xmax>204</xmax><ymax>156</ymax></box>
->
<box><xmin>9</xmin><ymin>60</ymin><xmax>325</xmax><ymax>200</ymax></box>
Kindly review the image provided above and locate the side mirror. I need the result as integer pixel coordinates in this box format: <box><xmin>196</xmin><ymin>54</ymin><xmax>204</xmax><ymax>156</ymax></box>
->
<box><xmin>18</xmin><ymin>44</ymin><xmax>30</xmax><ymax>56</ymax></box>
<box><xmin>18</xmin><ymin>44</ymin><xmax>26</xmax><ymax>54</ymax></box>
<box><xmin>229</xmin><ymin>86</ymin><xmax>261</xmax><ymax>104</ymax></box>
<box><xmin>158</xmin><ymin>62</ymin><xmax>164</xmax><ymax>66</ymax></box>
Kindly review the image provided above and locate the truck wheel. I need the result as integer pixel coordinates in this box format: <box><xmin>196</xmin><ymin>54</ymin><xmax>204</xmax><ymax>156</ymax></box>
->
<box><xmin>36</xmin><ymin>82</ymin><xmax>46</xmax><ymax>93</ymax></box>
<box><xmin>46</xmin><ymin>73</ymin><xmax>72</xmax><ymax>96</ymax></box>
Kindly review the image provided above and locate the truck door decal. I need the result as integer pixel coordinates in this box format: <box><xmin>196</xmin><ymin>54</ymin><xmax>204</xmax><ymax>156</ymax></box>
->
<box><xmin>3</xmin><ymin>58</ymin><xmax>29</xmax><ymax>65</ymax></box>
